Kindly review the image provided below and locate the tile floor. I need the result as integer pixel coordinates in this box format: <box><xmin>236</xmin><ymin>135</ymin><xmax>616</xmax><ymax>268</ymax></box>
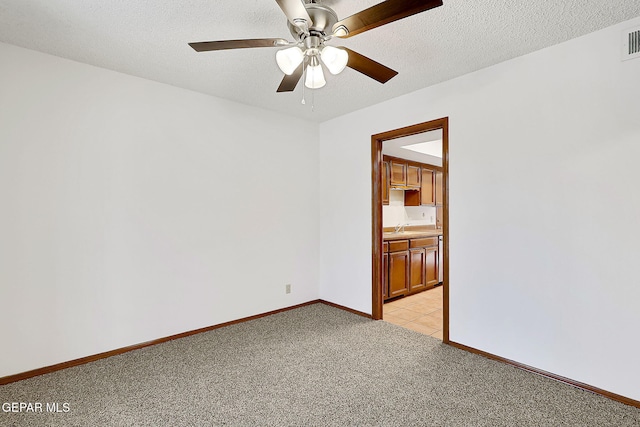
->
<box><xmin>383</xmin><ymin>285</ymin><xmax>443</xmax><ymax>339</ymax></box>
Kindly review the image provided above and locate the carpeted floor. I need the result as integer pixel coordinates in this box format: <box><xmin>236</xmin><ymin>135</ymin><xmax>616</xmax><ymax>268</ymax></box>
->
<box><xmin>1</xmin><ymin>303</ymin><xmax>639</xmax><ymax>426</ymax></box>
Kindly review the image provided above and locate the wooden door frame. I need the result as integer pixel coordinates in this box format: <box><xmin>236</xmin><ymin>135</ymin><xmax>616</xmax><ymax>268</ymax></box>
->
<box><xmin>371</xmin><ymin>117</ymin><xmax>449</xmax><ymax>343</ymax></box>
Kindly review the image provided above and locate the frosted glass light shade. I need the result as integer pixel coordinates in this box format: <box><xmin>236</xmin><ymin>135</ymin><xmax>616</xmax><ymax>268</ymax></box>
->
<box><xmin>305</xmin><ymin>63</ymin><xmax>326</xmax><ymax>89</ymax></box>
<box><xmin>320</xmin><ymin>46</ymin><xmax>348</xmax><ymax>75</ymax></box>
<box><xmin>276</xmin><ymin>46</ymin><xmax>304</xmax><ymax>75</ymax></box>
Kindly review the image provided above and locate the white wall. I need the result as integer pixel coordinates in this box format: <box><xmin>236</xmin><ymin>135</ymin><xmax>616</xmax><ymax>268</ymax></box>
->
<box><xmin>319</xmin><ymin>17</ymin><xmax>640</xmax><ymax>401</ymax></box>
<box><xmin>0</xmin><ymin>42</ymin><xmax>320</xmax><ymax>378</ymax></box>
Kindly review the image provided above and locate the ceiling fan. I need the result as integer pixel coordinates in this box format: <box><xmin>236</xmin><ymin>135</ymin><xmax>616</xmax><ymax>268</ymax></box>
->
<box><xmin>189</xmin><ymin>0</ymin><xmax>443</xmax><ymax>92</ymax></box>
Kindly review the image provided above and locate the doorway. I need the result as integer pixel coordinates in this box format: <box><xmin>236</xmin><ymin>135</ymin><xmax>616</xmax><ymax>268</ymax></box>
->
<box><xmin>371</xmin><ymin>117</ymin><xmax>449</xmax><ymax>343</ymax></box>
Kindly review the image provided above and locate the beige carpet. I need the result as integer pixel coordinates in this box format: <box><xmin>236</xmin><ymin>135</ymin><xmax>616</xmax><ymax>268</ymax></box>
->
<box><xmin>1</xmin><ymin>303</ymin><xmax>639</xmax><ymax>426</ymax></box>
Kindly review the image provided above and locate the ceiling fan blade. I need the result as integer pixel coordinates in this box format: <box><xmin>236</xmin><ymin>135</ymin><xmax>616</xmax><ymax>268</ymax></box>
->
<box><xmin>277</xmin><ymin>61</ymin><xmax>305</xmax><ymax>92</ymax></box>
<box><xmin>343</xmin><ymin>48</ymin><xmax>398</xmax><ymax>84</ymax></box>
<box><xmin>275</xmin><ymin>0</ymin><xmax>313</xmax><ymax>27</ymax></box>
<box><xmin>189</xmin><ymin>38</ymin><xmax>290</xmax><ymax>52</ymax></box>
<box><xmin>332</xmin><ymin>0</ymin><xmax>443</xmax><ymax>38</ymax></box>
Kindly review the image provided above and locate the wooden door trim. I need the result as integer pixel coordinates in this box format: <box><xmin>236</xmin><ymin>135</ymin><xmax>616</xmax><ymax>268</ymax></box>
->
<box><xmin>371</xmin><ymin>117</ymin><xmax>449</xmax><ymax>344</ymax></box>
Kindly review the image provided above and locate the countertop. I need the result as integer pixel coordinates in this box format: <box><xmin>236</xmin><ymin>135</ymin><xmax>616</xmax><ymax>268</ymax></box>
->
<box><xmin>383</xmin><ymin>227</ymin><xmax>443</xmax><ymax>241</ymax></box>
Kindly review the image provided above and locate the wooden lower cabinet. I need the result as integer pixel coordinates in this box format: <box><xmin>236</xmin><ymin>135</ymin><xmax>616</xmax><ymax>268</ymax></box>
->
<box><xmin>382</xmin><ymin>251</ymin><xmax>389</xmax><ymax>300</ymax></box>
<box><xmin>388</xmin><ymin>250</ymin><xmax>409</xmax><ymax>299</ymax></box>
<box><xmin>409</xmin><ymin>248</ymin><xmax>427</xmax><ymax>293</ymax></box>
<box><xmin>384</xmin><ymin>237</ymin><xmax>439</xmax><ymax>300</ymax></box>
<box><xmin>424</xmin><ymin>246</ymin><xmax>439</xmax><ymax>288</ymax></box>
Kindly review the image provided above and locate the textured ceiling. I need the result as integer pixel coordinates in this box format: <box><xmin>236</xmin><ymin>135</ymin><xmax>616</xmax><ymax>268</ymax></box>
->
<box><xmin>1</xmin><ymin>0</ymin><xmax>639</xmax><ymax>122</ymax></box>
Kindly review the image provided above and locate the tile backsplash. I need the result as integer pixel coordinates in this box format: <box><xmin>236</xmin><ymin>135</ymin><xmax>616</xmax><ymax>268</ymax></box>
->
<box><xmin>383</xmin><ymin>190</ymin><xmax>436</xmax><ymax>228</ymax></box>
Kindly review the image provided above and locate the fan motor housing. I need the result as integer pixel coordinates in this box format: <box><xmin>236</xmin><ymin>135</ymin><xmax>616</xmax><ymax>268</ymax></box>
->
<box><xmin>288</xmin><ymin>4</ymin><xmax>338</xmax><ymax>41</ymax></box>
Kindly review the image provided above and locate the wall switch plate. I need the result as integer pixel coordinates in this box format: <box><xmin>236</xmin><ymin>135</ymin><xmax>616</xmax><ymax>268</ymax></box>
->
<box><xmin>286</xmin><ymin>284</ymin><xmax>291</xmax><ymax>294</ymax></box>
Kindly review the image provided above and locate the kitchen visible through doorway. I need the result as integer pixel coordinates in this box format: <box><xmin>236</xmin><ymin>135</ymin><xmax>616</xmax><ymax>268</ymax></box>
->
<box><xmin>371</xmin><ymin>117</ymin><xmax>449</xmax><ymax>342</ymax></box>
<box><xmin>383</xmin><ymin>286</ymin><xmax>443</xmax><ymax>339</ymax></box>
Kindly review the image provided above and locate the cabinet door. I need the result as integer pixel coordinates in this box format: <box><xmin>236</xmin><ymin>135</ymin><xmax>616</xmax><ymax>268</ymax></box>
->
<box><xmin>425</xmin><ymin>246</ymin><xmax>439</xmax><ymax>288</ymax></box>
<box><xmin>409</xmin><ymin>248</ymin><xmax>426</xmax><ymax>294</ymax></box>
<box><xmin>421</xmin><ymin>168</ymin><xmax>435</xmax><ymax>205</ymax></box>
<box><xmin>383</xmin><ymin>252</ymin><xmax>389</xmax><ymax>300</ymax></box>
<box><xmin>390</xmin><ymin>161</ymin><xmax>406</xmax><ymax>186</ymax></box>
<box><xmin>388</xmin><ymin>251</ymin><xmax>409</xmax><ymax>298</ymax></box>
<box><xmin>406</xmin><ymin>165</ymin><xmax>421</xmax><ymax>188</ymax></box>
<box><xmin>435</xmin><ymin>171</ymin><xmax>443</xmax><ymax>206</ymax></box>
<box><xmin>382</xmin><ymin>161</ymin><xmax>390</xmax><ymax>205</ymax></box>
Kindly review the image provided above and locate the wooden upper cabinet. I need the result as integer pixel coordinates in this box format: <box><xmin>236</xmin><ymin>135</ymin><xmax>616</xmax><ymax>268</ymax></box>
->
<box><xmin>404</xmin><ymin>164</ymin><xmax>421</xmax><ymax>207</ymax></box>
<box><xmin>406</xmin><ymin>165</ymin><xmax>421</xmax><ymax>188</ymax></box>
<box><xmin>390</xmin><ymin>160</ymin><xmax>406</xmax><ymax>186</ymax></box>
<box><xmin>384</xmin><ymin>155</ymin><xmax>440</xmax><ymax>207</ymax></box>
<box><xmin>435</xmin><ymin>171</ymin><xmax>443</xmax><ymax>206</ymax></box>
<box><xmin>382</xmin><ymin>160</ymin><xmax>390</xmax><ymax>205</ymax></box>
<box><xmin>421</xmin><ymin>168</ymin><xmax>435</xmax><ymax>206</ymax></box>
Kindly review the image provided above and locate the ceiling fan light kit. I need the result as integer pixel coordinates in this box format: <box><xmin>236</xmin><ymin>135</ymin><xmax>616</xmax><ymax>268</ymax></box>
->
<box><xmin>320</xmin><ymin>45</ymin><xmax>348</xmax><ymax>75</ymax></box>
<box><xmin>305</xmin><ymin>55</ymin><xmax>326</xmax><ymax>89</ymax></box>
<box><xmin>189</xmin><ymin>0</ymin><xmax>443</xmax><ymax>94</ymax></box>
<box><xmin>276</xmin><ymin>46</ymin><xmax>305</xmax><ymax>75</ymax></box>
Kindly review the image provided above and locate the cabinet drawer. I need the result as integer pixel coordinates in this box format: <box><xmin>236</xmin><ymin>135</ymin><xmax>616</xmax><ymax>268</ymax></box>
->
<box><xmin>383</xmin><ymin>241</ymin><xmax>388</xmax><ymax>252</ymax></box>
<box><xmin>410</xmin><ymin>237</ymin><xmax>438</xmax><ymax>248</ymax></box>
<box><xmin>387</xmin><ymin>240</ymin><xmax>409</xmax><ymax>252</ymax></box>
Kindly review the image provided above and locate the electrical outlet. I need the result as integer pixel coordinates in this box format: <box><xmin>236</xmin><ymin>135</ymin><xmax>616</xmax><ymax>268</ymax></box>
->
<box><xmin>430</xmin><ymin>215</ymin><xmax>434</xmax><ymax>222</ymax></box>
<box><xmin>285</xmin><ymin>284</ymin><xmax>291</xmax><ymax>294</ymax></box>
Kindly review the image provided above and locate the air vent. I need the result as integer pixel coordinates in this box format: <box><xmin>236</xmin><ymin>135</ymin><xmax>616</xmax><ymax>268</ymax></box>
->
<box><xmin>622</xmin><ymin>26</ymin><xmax>640</xmax><ymax>61</ymax></box>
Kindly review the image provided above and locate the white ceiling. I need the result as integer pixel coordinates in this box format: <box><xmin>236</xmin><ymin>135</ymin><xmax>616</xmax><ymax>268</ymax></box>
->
<box><xmin>383</xmin><ymin>129</ymin><xmax>442</xmax><ymax>165</ymax></box>
<box><xmin>1</xmin><ymin>0</ymin><xmax>639</xmax><ymax>123</ymax></box>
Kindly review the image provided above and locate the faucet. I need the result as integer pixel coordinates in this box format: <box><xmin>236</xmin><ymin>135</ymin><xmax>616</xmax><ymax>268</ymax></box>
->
<box><xmin>394</xmin><ymin>223</ymin><xmax>408</xmax><ymax>233</ymax></box>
